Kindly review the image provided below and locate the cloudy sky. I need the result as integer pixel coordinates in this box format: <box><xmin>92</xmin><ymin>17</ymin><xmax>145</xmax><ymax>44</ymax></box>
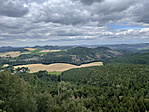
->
<box><xmin>0</xmin><ymin>0</ymin><xmax>149</xmax><ymax>47</ymax></box>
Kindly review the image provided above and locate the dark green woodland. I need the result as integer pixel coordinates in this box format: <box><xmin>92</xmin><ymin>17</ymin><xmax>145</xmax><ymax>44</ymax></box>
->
<box><xmin>1</xmin><ymin>63</ymin><xmax>149</xmax><ymax>112</ymax></box>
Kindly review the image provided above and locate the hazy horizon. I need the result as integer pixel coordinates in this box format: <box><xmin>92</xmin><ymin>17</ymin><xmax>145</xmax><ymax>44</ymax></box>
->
<box><xmin>0</xmin><ymin>42</ymin><xmax>149</xmax><ymax>48</ymax></box>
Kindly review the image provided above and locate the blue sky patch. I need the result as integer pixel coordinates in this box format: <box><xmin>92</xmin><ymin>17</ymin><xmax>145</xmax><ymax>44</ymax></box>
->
<box><xmin>106</xmin><ymin>23</ymin><xmax>148</xmax><ymax>30</ymax></box>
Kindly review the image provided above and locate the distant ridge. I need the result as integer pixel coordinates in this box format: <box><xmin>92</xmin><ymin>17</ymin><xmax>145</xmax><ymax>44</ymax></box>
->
<box><xmin>103</xmin><ymin>43</ymin><xmax>149</xmax><ymax>52</ymax></box>
<box><xmin>0</xmin><ymin>46</ymin><xmax>125</xmax><ymax>66</ymax></box>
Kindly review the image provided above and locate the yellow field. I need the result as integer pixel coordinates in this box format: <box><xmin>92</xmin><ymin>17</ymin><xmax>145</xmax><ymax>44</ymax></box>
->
<box><xmin>0</xmin><ymin>51</ymin><xmax>31</xmax><ymax>57</ymax></box>
<box><xmin>24</xmin><ymin>48</ymin><xmax>37</xmax><ymax>51</ymax></box>
<box><xmin>0</xmin><ymin>49</ymin><xmax>61</xmax><ymax>58</ymax></box>
<box><xmin>50</xmin><ymin>50</ymin><xmax>61</xmax><ymax>52</ymax></box>
<box><xmin>14</xmin><ymin>62</ymin><xmax>103</xmax><ymax>73</ymax></box>
<box><xmin>0</xmin><ymin>51</ymin><xmax>21</xmax><ymax>57</ymax></box>
<box><xmin>39</xmin><ymin>50</ymin><xmax>61</xmax><ymax>53</ymax></box>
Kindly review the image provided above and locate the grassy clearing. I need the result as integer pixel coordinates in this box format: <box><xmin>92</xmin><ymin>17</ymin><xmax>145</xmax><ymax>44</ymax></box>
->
<box><xmin>61</xmin><ymin>50</ymin><xmax>67</xmax><ymax>52</ymax></box>
<box><xmin>29</xmin><ymin>49</ymin><xmax>46</xmax><ymax>55</ymax></box>
<box><xmin>30</xmin><ymin>52</ymin><xmax>47</xmax><ymax>55</ymax></box>
<box><xmin>30</xmin><ymin>49</ymin><xmax>43</xmax><ymax>53</ymax></box>
<box><xmin>137</xmin><ymin>47</ymin><xmax>149</xmax><ymax>50</ymax></box>
<box><xmin>40</xmin><ymin>50</ymin><xmax>50</xmax><ymax>53</ymax></box>
<box><xmin>0</xmin><ymin>52</ymin><xmax>7</xmax><ymax>55</ymax></box>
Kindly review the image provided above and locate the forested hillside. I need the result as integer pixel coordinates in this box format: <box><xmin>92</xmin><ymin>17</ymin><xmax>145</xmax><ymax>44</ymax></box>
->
<box><xmin>106</xmin><ymin>52</ymin><xmax>149</xmax><ymax>65</ymax></box>
<box><xmin>0</xmin><ymin>46</ymin><xmax>124</xmax><ymax>66</ymax></box>
<box><xmin>1</xmin><ymin>63</ymin><xmax>149</xmax><ymax>111</ymax></box>
<box><xmin>0</xmin><ymin>46</ymin><xmax>28</xmax><ymax>53</ymax></box>
<box><xmin>33</xmin><ymin>45</ymin><xmax>73</xmax><ymax>50</ymax></box>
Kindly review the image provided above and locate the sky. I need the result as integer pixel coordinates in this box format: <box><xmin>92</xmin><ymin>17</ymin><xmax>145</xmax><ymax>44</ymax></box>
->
<box><xmin>0</xmin><ymin>0</ymin><xmax>149</xmax><ymax>47</ymax></box>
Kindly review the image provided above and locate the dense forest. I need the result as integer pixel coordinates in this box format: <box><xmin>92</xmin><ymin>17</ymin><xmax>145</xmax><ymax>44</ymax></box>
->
<box><xmin>1</xmin><ymin>63</ymin><xmax>149</xmax><ymax>112</ymax></box>
<box><xmin>106</xmin><ymin>52</ymin><xmax>149</xmax><ymax>65</ymax></box>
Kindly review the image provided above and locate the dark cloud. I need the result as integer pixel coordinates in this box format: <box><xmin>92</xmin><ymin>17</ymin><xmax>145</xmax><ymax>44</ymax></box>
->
<box><xmin>80</xmin><ymin>0</ymin><xmax>94</xmax><ymax>5</ymax></box>
<box><xmin>133</xmin><ymin>1</ymin><xmax>149</xmax><ymax>24</ymax></box>
<box><xmin>29</xmin><ymin>0</ymin><xmax>91</xmax><ymax>25</ymax></box>
<box><xmin>0</xmin><ymin>0</ymin><xmax>149</xmax><ymax>47</ymax></box>
<box><xmin>29</xmin><ymin>0</ymin><xmax>142</xmax><ymax>26</ymax></box>
<box><xmin>77</xmin><ymin>0</ymin><xmax>104</xmax><ymax>5</ymax></box>
<box><xmin>0</xmin><ymin>0</ymin><xmax>29</xmax><ymax>17</ymax></box>
<box><xmin>57</xmin><ymin>31</ymin><xmax>82</xmax><ymax>36</ymax></box>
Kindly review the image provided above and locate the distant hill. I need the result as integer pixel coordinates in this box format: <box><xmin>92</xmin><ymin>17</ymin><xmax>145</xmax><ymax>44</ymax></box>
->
<box><xmin>102</xmin><ymin>43</ymin><xmax>149</xmax><ymax>52</ymax></box>
<box><xmin>0</xmin><ymin>46</ymin><xmax>126</xmax><ymax>66</ymax></box>
<box><xmin>65</xmin><ymin>46</ymin><xmax>123</xmax><ymax>65</ymax></box>
<box><xmin>68</xmin><ymin>47</ymin><xmax>100</xmax><ymax>64</ymax></box>
<box><xmin>33</xmin><ymin>45</ymin><xmax>73</xmax><ymax>50</ymax></box>
<box><xmin>0</xmin><ymin>46</ymin><xmax>28</xmax><ymax>53</ymax></box>
<box><xmin>4</xmin><ymin>43</ymin><xmax>149</xmax><ymax>66</ymax></box>
<box><xmin>40</xmin><ymin>46</ymin><xmax>124</xmax><ymax>65</ymax></box>
<box><xmin>0</xmin><ymin>45</ymin><xmax>73</xmax><ymax>53</ymax></box>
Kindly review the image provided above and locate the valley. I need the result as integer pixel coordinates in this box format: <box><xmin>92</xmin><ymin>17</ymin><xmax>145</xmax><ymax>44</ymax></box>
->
<box><xmin>1</xmin><ymin>43</ymin><xmax>149</xmax><ymax>112</ymax></box>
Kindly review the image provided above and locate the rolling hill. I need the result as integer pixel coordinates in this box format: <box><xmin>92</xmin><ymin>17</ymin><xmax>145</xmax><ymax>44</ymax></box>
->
<box><xmin>0</xmin><ymin>46</ymin><xmax>125</xmax><ymax>66</ymax></box>
<box><xmin>40</xmin><ymin>46</ymin><xmax>124</xmax><ymax>65</ymax></box>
